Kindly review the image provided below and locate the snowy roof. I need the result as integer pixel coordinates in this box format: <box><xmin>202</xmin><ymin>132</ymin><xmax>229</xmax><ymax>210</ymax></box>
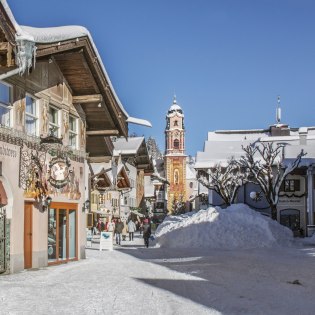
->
<box><xmin>20</xmin><ymin>25</ymin><xmax>89</xmax><ymax>43</ymax></box>
<box><xmin>113</xmin><ymin>137</ymin><xmax>145</xmax><ymax>155</ymax></box>
<box><xmin>186</xmin><ymin>162</ymin><xmax>196</xmax><ymax>179</ymax></box>
<box><xmin>1</xmin><ymin>0</ymin><xmax>151</xmax><ymax>128</ymax></box>
<box><xmin>144</xmin><ymin>176</ymin><xmax>155</xmax><ymax>198</ymax></box>
<box><xmin>167</xmin><ymin>96</ymin><xmax>184</xmax><ymax>116</ymax></box>
<box><xmin>196</xmin><ymin>127</ymin><xmax>315</xmax><ymax>169</ymax></box>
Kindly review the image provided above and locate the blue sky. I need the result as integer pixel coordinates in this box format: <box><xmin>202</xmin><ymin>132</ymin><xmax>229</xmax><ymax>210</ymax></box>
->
<box><xmin>7</xmin><ymin>0</ymin><xmax>315</xmax><ymax>157</ymax></box>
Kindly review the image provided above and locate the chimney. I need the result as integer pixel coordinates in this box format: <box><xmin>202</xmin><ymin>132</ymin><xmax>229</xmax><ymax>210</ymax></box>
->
<box><xmin>270</xmin><ymin>124</ymin><xmax>290</xmax><ymax>137</ymax></box>
<box><xmin>299</xmin><ymin>127</ymin><xmax>308</xmax><ymax>145</ymax></box>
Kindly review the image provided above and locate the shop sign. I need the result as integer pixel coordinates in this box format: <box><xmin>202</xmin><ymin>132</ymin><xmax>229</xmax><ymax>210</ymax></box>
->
<box><xmin>99</xmin><ymin>231</ymin><xmax>113</xmax><ymax>251</ymax></box>
<box><xmin>86</xmin><ymin>230</ymin><xmax>92</xmax><ymax>248</ymax></box>
<box><xmin>48</xmin><ymin>156</ymin><xmax>71</xmax><ymax>189</ymax></box>
<box><xmin>279</xmin><ymin>196</ymin><xmax>304</xmax><ymax>206</ymax></box>
<box><xmin>0</xmin><ymin>142</ymin><xmax>18</xmax><ymax>159</ymax></box>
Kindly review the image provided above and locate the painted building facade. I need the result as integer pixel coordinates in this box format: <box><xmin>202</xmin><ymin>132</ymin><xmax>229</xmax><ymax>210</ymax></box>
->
<box><xmin>1</xmin><ymin>0</ymin><xmax>149</xmax><ymax>274</ymax></box>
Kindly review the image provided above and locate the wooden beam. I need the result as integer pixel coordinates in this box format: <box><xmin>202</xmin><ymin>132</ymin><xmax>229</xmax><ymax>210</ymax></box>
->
<box><xmin>86</xmin><ymin>130</ymin><xmax>119</xmax><ymax>136</ymax></box>
<box><xmin>87</xmin><ymin>156</ymin><xmax>112</xmax><ymax>163</ymax></box>
<box><xmin>73</xmin><ymin>94</ymin><xmax>103</xmax><ymax>104</ymax></box>
<box><xmin>0</xmin><ymin>42</ymin><xmax>9</xmax><ymax>51</ymax></box>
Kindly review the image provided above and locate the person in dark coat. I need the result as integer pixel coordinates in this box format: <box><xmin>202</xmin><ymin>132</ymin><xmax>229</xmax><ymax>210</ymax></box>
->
<box><xmin>114</xmin><ymin>218</ymin><xmax>124</xmax><ymax>245</ymax></box>
<box><xmin>142</xmin><ymin>219</ymin><xmax>151</xmax><ymax>248</ymax></box>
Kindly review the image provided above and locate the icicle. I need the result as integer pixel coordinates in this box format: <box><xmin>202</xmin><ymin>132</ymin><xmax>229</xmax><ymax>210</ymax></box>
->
<box><xmin>15</xmin><ymin>38</ymin><xmax>36</xmax><ymax>76</ymax></box>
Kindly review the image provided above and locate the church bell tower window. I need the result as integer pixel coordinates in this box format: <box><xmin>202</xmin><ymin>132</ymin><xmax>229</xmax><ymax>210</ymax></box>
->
<box><xmin>173</xmin><ymin>139</ymin><xmax>179</xmax><ymax>149</ymax></box>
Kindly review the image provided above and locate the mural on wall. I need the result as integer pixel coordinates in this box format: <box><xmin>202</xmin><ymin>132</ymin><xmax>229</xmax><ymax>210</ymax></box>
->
<box><xmin>63</xmin><ymin>111</ymin><xmax>69</xmax><ymax>135</ymax></box>
<box><xmin>17</xmin><ymin>99</ymin><xmax>25</xmax><ymax>126</ymax></box>
<box><xmin>20</xmin><ymin>145</ymin><xmax>81</xmax><ymax>203</ymax></box>
<box><xmin>41</xmin><ymin>100</ymin><xmax>49</xmax><ymax>135</ymax></box>
<box><xmin>80</xmin><ymin>120</ymin><xmax>86</xmax><ymax>149</ymax></box>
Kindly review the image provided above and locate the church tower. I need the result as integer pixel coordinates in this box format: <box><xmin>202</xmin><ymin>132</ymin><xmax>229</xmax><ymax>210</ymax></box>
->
<box><xmin>164</xmin><ymin>96</ymin><xmax>187</xmax><ymax>213</ymax></box>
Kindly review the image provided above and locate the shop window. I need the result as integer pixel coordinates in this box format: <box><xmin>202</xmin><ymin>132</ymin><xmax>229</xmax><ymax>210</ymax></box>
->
<box><xmin>49</xmin><ymin>106</ymin><xmax>60</xmax><ymax>136</ymax></box>
<box><xmin>48</xmin><ymin>204</ymin><xmax>77</xmax><ymax>264</ymax></box>
<box><xmin>0</xmin><ymin>81</ymin><xmax>12</xmax><ymax>126</ymax></box>
<box><xmin>280</xmin><ymin>209</ymin><xmax>300</xmax><ymax>232</ymax></box>
<box><xmin>25</xmin><ymin>95</ymin><xmax>38</xmax><ymax>136</ymax></box>
<box><xmin>69</xmin><ymin>115</ymin><xmax>78</xmax><ymax>149</ymax></box>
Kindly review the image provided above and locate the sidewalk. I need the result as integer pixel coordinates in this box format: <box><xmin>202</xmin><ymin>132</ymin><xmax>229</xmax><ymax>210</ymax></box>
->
<box><xmin>89</xmin><ymin>232</ymin><xmax>147</xmax><ymax>250</ymax></box>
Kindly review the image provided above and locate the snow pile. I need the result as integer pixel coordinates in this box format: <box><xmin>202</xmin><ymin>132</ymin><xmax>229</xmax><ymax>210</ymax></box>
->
<box><xmin>155</xmin><ymin>204</ymin><xmax>293</xmax><ymax>249</ymax></box>
<box><xmin>303</xmin><ymin>233</ymin><xmax>315</xmax><ymax>245</ymax></box>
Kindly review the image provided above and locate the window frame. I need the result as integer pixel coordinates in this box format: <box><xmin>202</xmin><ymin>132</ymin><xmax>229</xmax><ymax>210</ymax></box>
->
<box><xmin>48</xmin><ymin>105</ymin><xmax>60</xmax><ymax>136</ymax></box>
<box><xmin>282</xmin><ymin>179</ymin><xmax>300</xmax><ymax>192</ymax></box>
<box><xmin>173</xmin><ymin>139</ymin><xmax>180</xmax><ymax>149</ymax></box>
<box><xmin>0</xmin><ymin>81</ymin><xmax>13</xmax><ymax>127</ymax></box>
<box><xmin>69</xmin><ymin>115</ymin><xmax>78</xmax><ymax>149</ymax></box>
<box><xmin>25</xmin><ymin>94</ymin><xmax>39</xmax><ymax>136</ymax></box>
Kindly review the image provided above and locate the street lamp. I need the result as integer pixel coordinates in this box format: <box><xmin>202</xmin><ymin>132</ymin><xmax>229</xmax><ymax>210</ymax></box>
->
<box><xmin>82</xmin><ymin>199</ymin><xmax>90</xmax><ymax>212</ymax></box>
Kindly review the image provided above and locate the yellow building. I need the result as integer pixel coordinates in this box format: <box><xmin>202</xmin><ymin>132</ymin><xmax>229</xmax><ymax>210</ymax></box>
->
<box><xmin>164</xmin><ymin>97</ymin><xmax>187</xmax><ymax>213</ymax></box>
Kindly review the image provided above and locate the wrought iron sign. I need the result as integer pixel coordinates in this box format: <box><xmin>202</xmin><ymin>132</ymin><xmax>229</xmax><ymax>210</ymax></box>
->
<box><xmin>48</xmin><ymin>156</ymin><xmax>71</xmax><ymax>189</ymax></box>
<box><xmin>20</xmin><ymin>128</ymin><xmax>81</xmax><ymax>209</ymax></box>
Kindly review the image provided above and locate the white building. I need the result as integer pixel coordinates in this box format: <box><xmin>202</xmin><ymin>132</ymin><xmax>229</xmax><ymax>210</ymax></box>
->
<box><xmin>195</xmin><ymin>123</ymin><xmax>315</xmax><ymax>236</ymax></box>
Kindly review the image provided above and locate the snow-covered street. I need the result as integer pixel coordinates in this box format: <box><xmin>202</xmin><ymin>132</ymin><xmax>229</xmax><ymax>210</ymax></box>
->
<box><xmin>1</xmin><ymin>233</ymin><xmax>315</xmax><ymax>315</ymax></box>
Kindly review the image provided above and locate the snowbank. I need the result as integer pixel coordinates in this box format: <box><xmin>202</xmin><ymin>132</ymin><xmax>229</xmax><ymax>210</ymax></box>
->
<box><xmin>154</xmin><ymin>204</ymin><xmax>293</xmax><ymax>249</ymax></box>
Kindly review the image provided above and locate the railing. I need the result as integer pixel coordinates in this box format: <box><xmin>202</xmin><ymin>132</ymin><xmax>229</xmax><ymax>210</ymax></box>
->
<box><xmin>0</xmin><ymin>124</ymin><xmax>87</xmax><ymax>161</ymax></box>
<box><xmin>0</xmin><ymin>207</ymin><xmax>6</xmax><ymax>274</ymax></box>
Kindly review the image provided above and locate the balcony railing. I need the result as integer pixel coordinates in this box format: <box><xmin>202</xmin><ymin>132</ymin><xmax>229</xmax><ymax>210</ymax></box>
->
<box><xmin>0</xmin><ymin>124</ymin><xmax>87</xmax><ymax>161</ymax></box>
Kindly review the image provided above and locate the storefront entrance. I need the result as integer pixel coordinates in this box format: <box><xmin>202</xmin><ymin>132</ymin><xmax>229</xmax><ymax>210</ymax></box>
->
<box><xmin>280</xmin><ymin>209</ymin><xmax>301</xmax><ymax>233</ymax></box>
<box><xmin>48</xmin><ymin>203</ymin><xmax>78</xmax><ymax>265</ymax></box>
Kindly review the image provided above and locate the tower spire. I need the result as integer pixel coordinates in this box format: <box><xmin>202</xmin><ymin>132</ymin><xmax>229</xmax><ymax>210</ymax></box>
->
<box><xmin>173</xmin><ymin>93</ymin><xmax>177</xmax><ymax>104</ymax></box>
<box><xmin>276</xmin><ymin>95</ymin><xmax>281</xmax><ymax>124</ymax></box>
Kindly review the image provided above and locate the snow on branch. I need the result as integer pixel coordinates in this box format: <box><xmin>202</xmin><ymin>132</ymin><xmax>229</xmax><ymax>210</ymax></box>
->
<box><xmin>197</xmin><ymin>158</ymin><xmax>248</xmax><ymax>206</ymax></box>
<box><xmin>239</xmin><ymin>142</ymin><xmax>306</xmax><ymax>220</ymax></box>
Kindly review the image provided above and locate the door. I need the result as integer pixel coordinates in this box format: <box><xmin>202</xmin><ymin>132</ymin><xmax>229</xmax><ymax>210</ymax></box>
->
<box><xmin>24</xmin><ymin>203</ymin><xmax>33</xmax><ymax>269</ymax></box>
<box><xmin>48</xmin><ymin>203</ymin><xmax>77</xmax><ymax>264</ymax></box>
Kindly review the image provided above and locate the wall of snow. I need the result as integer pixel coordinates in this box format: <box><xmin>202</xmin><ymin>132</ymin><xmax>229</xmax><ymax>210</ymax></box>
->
<box><xmin>154</xmin><ymin>204</ymin><xmax>293</xmax><ymax>249</ymax></box>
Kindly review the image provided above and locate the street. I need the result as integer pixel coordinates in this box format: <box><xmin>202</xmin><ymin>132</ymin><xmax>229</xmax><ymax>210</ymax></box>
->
<box><xmin>0</xmin><ymin>234</ymin><xmax>315</xmax><ymax>315</ymax></box>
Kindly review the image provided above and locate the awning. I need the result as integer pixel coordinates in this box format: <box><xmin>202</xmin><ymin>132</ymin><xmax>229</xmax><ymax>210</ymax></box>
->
<box><xmin>0</xmin><ymin>180</ymin><xmax>8</xmax><ymax>206</ymax></box>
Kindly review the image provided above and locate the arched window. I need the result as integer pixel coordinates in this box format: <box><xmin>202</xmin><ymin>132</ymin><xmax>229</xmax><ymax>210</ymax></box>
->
<box><xmin>174</xmin><ymin>120</ymin><xmax>178</xmax><ymax>126</ymax></box>
<box><xmin>174</xmin><ymin>169</ymin><xmax>179</xmax><ymax>184</ymax></box>
<box><xmin>173</xmin><ymin>139</ymin><xmax>179</xmax><ymax>149</ymax></box>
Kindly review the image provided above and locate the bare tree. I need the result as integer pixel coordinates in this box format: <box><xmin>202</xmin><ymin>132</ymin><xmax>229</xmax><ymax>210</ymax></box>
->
<box><xmin>197</xmin><ymin>158</ymin><xmax>248</xmax><ymax>206</ymax></box>
<box><xmin>239</xmin><ymin>142</ymin><xmax>306</xmax><ymax>220</ymax></box>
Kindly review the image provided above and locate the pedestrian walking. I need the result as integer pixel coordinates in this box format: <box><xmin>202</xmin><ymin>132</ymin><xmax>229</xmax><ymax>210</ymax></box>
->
<box><xmin>122</xmin><ymin>221</ymin><xmax>128</xmax><ymax>241</ymax></box>
<box><xmin>142</xmin><ymin>219</ymin><xmax>151</xmax><ymax>248</ymax></box>
<box><xmin>107</xmin><ymin>218</ymin><xmax>115</xmax><ymax>233</ymax></box>
<box><xmin>127</xmin><ymin>220</ymin><xmax>136</xmax><ymax>241</ymax></box>
<box><xmin>139</xmin><ymin>221</ymin><xmax>144</xmax><ymax>235</ymax></box>
<box><xmin>114</xmin><ymin>218</ymin><xmax>124</xmax><ymax>245</ymax></box>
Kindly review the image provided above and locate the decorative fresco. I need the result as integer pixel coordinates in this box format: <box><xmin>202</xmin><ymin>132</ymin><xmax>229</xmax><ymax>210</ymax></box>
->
<box><xmin>20</xmin><ymin>145</ymin><xmax>81</xmax><ymax>204</ymax></box>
